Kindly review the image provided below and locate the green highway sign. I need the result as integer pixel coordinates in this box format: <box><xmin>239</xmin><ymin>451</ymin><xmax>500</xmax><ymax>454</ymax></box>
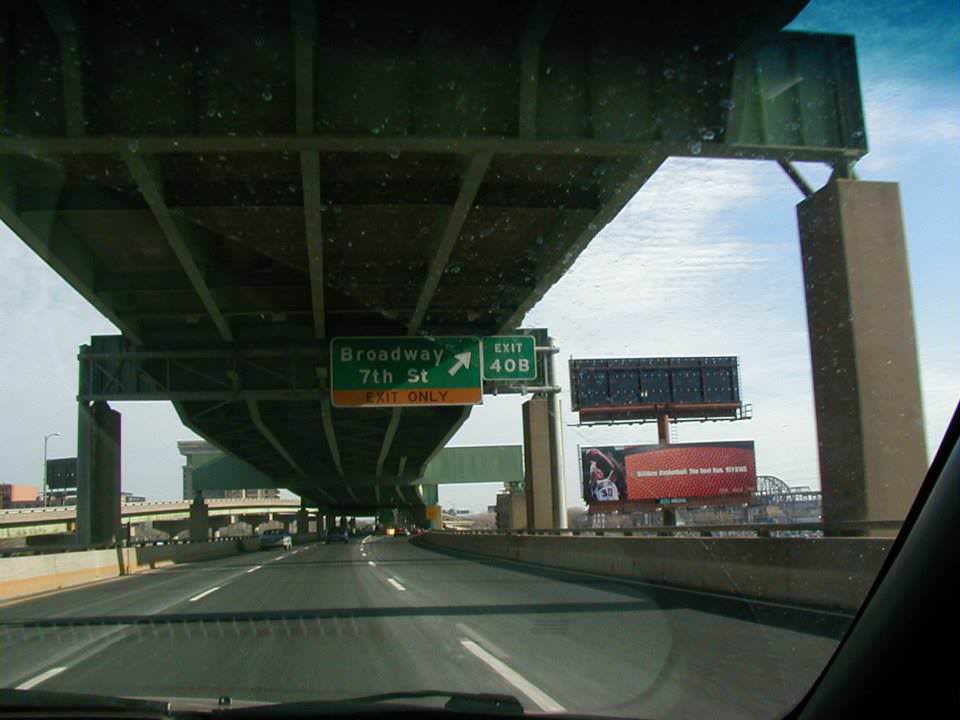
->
<box><xmin>330</xmin><ymin>337</ymin><xmax>482</xmax><ymax>407</ymax></box>
<box><xmin>481</xmin><ymin>335</ymin><xmax>537</xmax><ymax>381</ymax></box>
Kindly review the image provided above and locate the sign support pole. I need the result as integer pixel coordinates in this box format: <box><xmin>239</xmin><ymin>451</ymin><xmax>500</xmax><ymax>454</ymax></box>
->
<box><xmin>656</xmin><ymin>413</ymin><xmax>678</xmax><ymax>529</ymax></box>
<box><xmin>657</xmin><ymin>414</ymin><xmax>671</xmax><ymax>445</ymax></box>
<box><xmin>547</xmin><ymin>337</ymin><xmax>568</xmax><ymax>529</ymax></box>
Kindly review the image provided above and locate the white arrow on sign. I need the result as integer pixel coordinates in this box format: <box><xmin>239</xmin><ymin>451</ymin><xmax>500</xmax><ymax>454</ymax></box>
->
<box><xmin>448</xmin><ymin>351</ymin><xmax>472</xmax><ymax>376</ymax></box>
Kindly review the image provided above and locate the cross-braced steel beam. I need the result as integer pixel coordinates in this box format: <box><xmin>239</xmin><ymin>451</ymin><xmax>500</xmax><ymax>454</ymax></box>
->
<box><xmin>124</xmin><ymin>154</ymin><xmax>234</xmax><ymax>342</ymax></box>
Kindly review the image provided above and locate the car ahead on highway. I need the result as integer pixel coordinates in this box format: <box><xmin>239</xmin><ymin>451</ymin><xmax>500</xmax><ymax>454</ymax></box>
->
<box><xmin>258</xmin><ymin>529</ymin><xmax>292</xmax><ymax>551</ymax></box>
<box><xmin>324</xmin><ymin>527</ymin><xmax>349</xmax><ymax>544</ymax></box>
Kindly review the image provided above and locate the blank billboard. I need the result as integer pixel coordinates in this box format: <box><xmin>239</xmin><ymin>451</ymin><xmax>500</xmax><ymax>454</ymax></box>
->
<box><xmin>570</xmin><ymin>356</ymin><xmax>742</xmax><ymax>422</ymax></box>
<box><xmin>45</xmin><ymin>457</ymin><xmax>78</xmax><ymax>490</ymax></box>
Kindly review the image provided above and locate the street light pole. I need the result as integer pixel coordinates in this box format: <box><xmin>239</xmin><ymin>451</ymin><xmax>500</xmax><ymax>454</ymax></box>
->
<box><xmin>42</xmin><ymin>432</ymin><xmax>61</xmax><ymax>507</ymax></box>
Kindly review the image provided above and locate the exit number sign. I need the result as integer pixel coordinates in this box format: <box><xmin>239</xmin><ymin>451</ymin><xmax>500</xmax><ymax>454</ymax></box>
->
<box><xmin>482</xmin><ymin>336</ymin><xmax>537</xmax><ymax>381</ymax></box>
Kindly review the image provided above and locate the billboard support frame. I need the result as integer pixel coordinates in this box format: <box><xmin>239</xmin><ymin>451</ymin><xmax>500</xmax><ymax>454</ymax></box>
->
<box><xmin>568</xmin><ymin>403</ymin><xmax>753</xmax><ymax>428</ymax></box>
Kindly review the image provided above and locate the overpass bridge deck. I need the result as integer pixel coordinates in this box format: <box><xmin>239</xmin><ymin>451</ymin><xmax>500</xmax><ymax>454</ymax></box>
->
<box><xmin>1</xmin><ymin>1</ymin><xmax>867</xmax><ymax>520</ymax></box>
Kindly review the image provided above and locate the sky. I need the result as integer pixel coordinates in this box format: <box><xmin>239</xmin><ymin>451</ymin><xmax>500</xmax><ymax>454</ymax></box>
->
<box><xmin>0</xmin><ymin>0</ymin><xmax>957</xmax><ymax>514</ymax></box>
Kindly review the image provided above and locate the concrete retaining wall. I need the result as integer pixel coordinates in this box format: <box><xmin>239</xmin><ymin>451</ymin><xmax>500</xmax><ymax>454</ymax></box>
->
<box><xmin>1</xmin><ymin>541</ymin><xmax>239</xmax><ymax>602</ymax></box>
<box><xmin>0</xmin><ymin>548</ymin><xmax>126</xmax><ymax>602</ymax></box>
<box><xmin>122</xmin><ymin>541</ymin><xmax>241</xmax><ymax>573</ymax></box>
<box><xmin>0</xmin><ymin>532</ymin><xmax>323</xmax><ymax>603</ymax></box>
<box><xmin>415</xmin><ymin>533</ymin><xmax>892</xmax><ymax>612</ymax></box>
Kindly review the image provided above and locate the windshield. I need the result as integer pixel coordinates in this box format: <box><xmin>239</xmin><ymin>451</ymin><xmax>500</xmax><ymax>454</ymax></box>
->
<box><xmin>1</xmin><ymin>1</ymin><xmax>957</xmax><ymax>718</ymax></box>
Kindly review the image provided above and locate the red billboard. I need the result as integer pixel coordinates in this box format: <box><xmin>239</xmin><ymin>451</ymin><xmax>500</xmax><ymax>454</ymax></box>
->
<box><xmin>581</xmin><ymin>442</ymin><xmax>756</xmax><ymax>505</ymax></box>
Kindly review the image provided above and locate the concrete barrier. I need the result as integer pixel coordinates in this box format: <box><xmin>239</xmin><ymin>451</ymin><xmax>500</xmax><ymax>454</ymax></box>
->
<box><xmin>122</xmin><ymin>541</ymin><xmax>241</xmax><ymax>572</ymax></box>
<box><xmin>0</xmin><ymin>548</ymin><xmax>126</xmax><ymax>602</ymax></box>
<box><xmin>0</xmin><ymin>540</ymin><xmax>240</xmax><ymax>603</ymax></box>
<box><xmin>239</xmin><ymin>537</ymin><xmax>261</xmax><ymax>552</ymax></box>
<box><xmin>414</xmin><ymin>533</ymin><xmax>892</xmax><ymax>612</ymax></box>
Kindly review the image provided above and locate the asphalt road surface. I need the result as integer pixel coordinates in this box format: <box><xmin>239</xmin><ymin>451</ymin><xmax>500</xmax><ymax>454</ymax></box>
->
<box><xmin>0</xmin><ymin>537</ymin><xmax>850</xmax><ymax>719</ymax></box>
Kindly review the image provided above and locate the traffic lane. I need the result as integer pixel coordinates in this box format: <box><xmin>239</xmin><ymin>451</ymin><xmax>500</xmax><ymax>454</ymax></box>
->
<box><xmin>17</xmin><ymin>539</ymin><xmax>538</xmax><ymax>706</ymax></box>
<box><xmin>0</xmin><ymin>544</ymin><xmax>289</xmax><ymax>622</ymax></box>
<box><xmin>111</xmin><ymin>536</ymin><xmax>838</xmax><ymax>717</ymax></box>
<box><xmin>355</xmin><ymin>537</ymin><xmax>673</xmax><ymax>714</ymax></box>
<box><xmin>363</xmin><ymin>537</ymin><xmax>847</xmax><ymax>719</ymax></box>
<box><xmin>159</xmin><ymin>541</ymin><xmax>377</xmax><ymax>615</ymax></box>
<box><xmin>0</xmin><ymin>545</ymin><xmax>297</xmax><ymax>690</ymax></box>
<box><xmin>3</xmin><ymin>537</ymin><xmax>846</xmax><ymax>717</ymax></box>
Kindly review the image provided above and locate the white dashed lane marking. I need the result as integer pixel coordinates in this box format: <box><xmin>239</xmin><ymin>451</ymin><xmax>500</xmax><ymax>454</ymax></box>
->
<box><xmin>187</xmin><ymin>586</ymin><xmax>222</xmax><ymax>602</ymax></box>
<box><xmin>16</xmin><ymin>666</ymin><xmax>68</xmax><ymax>690</ymax></box>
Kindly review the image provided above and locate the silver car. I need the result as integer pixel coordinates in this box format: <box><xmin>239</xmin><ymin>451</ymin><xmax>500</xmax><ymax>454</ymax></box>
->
<box><xmin>259</xmin><ymin>528</ymin><xmax>292</xmax><ymax>551</ymax></box>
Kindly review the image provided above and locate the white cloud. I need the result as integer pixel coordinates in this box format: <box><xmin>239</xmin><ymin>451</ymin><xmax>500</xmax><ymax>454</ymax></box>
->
<box><xmin>506</xmin><ymin>158</ymin><xmax>827</xmax><ymax>500</ymax></box>
<box><xmin>534</xmin><ymin>159</ymin><xmax>789</xmax><ymax>330</ymax></box>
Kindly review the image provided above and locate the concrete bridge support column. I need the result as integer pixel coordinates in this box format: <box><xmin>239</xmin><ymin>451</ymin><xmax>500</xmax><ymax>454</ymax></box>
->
<box><xmin>189</xmin><ymin>492</ymin><xmax>210</xmax><ymax>541</ymax></box>
<box><xmin>797</xmin><ymin>179</ymin><xmax>927</xmax><ymax>533</ymax></box>
<box><xmin>296</xmin><ymin>509</ymin><xmax>309</xmax><ymax>534</ymax></box>
<box><xmin>522</xmin><ymin>397</ymin><xmax>561</xmax><ymax>529</ymax></box>
<box><xmin>510</xmin><ymin>492</ymin><xmax>527</xmax><ymax>530</ymax></box>
<box><xmin>421</xmin><ymin>484</ymin><xmax>442</xmax><ymax>529</ymax></box>
<box><xmin>77</xmin><ymin>401</ymin><xmax>121</xmax><ymax>546</ymax></box>
<box><xmin>426</xmin><ymin>506</ymin><xmax>442</xmax><ymax>530</ymax></box>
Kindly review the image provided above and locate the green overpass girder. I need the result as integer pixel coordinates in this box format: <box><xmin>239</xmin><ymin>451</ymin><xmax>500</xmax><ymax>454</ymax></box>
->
<box><xmin>422</xmin><ymin>446</ymin><xmax>524</xmax><ymax>486</ymax></box>
<box><xmin>192</xmin><ymin>453</ymin><xmax>282</xmax><ymax>493</ymax></box>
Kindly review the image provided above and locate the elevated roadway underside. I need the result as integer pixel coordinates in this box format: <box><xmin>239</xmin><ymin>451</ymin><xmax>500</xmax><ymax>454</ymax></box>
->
<box><xmin>0</xmin><ymin>1</ymin><xmax>865</xmax><ymax>514</ymax></box>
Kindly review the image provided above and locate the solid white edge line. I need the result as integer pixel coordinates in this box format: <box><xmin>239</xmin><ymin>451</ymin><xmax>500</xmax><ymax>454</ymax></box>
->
<box><xmin>386</xmin><ymin>578</ymin><xmax>406</xmax><ymax>591</ymax></box>
<box><xmin>16</xmin><ymin>667</ymin><xmax>68</xmax><ymax>690</ymax></box>
<box><xmin>460</xmin><ymin>640</ymin><xmax>564</xmax><ymax>713</ymax></box>
<box><xmin>188</xmin><ymin>586</ymin><xmax>222</xmax><ymax>602</ymax></box>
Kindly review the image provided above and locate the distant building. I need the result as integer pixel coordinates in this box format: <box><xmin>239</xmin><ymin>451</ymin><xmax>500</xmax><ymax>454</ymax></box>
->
<box><xmin>178</xmin><ymin>441</ymin><xmax>280</xmax><ymax>500</ymax></box>
<box><xmin>0</xmin><ymin>484</ymin><xmax>40</xmax><ymax>509</ymax></box>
